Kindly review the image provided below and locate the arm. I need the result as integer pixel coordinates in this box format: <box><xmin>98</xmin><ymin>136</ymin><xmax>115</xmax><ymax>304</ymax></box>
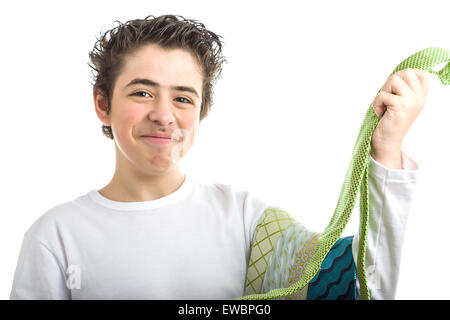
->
<box><xmin>9</xmin><ymin>234</ymin><xmax>71</xmax><ymax>300</ymax></box>
<box><xmin>305</xmin><ymin>150</ymin><xmax>419</xmax><ymax>300</ymax></box>
<box><xmin>360</xmin><ymin>67</ymin><xmax>427</xmax><ymax>299</ymax></box>
<box><xmin>352</xmin><ymin>151</ymin><xmax>419</xmax><ymax>299</ymax></box>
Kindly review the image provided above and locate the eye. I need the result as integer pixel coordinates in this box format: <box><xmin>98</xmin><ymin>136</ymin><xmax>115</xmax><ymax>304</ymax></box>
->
<box><xmin>176</xmin><ymin>97</ymin><xmax>192</xmax><ymax>104</ymax></box>
<box><xmin>131</xmin><ymin>91</ymin><xmax>151</xmax><ymax>98</ymax></box>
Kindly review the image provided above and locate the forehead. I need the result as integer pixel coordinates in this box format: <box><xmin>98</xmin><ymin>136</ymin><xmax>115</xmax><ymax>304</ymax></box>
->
<box><xmin>117</xmin><ymin>43</ymin><xmax>203</xmax><ymax>91</ymax></box>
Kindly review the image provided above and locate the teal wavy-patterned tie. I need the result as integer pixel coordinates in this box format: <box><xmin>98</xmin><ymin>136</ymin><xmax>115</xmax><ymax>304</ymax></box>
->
<box><xmin>237</xmin><ymin>47</ymin><xmax>450</xmax><ymax>300</ymax></box>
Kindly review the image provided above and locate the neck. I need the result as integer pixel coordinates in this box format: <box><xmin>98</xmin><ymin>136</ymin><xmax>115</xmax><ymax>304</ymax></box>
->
<box><xmin>98</xmin><ymin>147</ymin><xmax>186</xmax><ymax>202</ymax></box>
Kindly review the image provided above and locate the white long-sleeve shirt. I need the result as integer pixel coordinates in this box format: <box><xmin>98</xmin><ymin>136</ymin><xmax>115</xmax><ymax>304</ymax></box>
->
<box><xmin>9</xmin><ymin>153</ymin><xmax>418</xmax><ymax>300</ymax></box>
<box><xmin>354</xmin><ymin>151</ymin><xmax>418</xmax><ymax>299</ymax></box>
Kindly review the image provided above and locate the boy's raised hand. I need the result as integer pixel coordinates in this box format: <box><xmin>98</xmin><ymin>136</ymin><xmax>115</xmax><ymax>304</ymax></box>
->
<box><xmin>370</xmin><ymin>68</ymin><xmax>430</xmax><ymax>169</ymax></box>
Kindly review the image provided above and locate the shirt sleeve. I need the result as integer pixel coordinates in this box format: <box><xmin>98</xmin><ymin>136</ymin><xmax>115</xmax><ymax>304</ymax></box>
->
<box><xmin>9</xmin><ymin>233</ymin><xmax>71</xmax><ymax>300</ymax></box>
<box><xmin>352</xmin><ymin>150</ymin><xmax>419</xmax><ymax>300</ymax></box>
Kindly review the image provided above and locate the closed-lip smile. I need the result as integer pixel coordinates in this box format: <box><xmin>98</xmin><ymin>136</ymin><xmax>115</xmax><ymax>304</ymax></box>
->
<box><xmin>142</xmin><ymin>132</ymin><xmax>174</xmax><ymax>139</ymax></box>
<box><xmin>141</xmin><ymin>132</ymin><xmax>177</xmax><ymax>145</ymax></box>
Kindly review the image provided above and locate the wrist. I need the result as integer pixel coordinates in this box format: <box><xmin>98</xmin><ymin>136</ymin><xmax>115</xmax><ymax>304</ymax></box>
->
<box><xmin>370</xmin><ymin>147</ymin><xmax>402</xmax><ymax>170</ymax></box>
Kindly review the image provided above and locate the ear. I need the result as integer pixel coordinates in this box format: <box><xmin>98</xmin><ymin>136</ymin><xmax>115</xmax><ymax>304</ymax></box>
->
<box><xmin>93</xmin><ymin>90</ymin><xmax>112</xmax><ymax>126</ymax></box>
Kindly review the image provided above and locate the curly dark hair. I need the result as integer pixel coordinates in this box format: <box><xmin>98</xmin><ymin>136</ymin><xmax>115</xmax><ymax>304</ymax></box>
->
<box><xmin>88</xmin><ymin>14</ymin><xmax>227</xmax><ymax>140</ymax></box>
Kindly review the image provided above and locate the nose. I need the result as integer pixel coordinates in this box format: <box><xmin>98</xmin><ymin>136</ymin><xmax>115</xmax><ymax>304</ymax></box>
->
<box><xmin>148</xmin><ymin>95</ymin><xmax>175</xmax><ymax>126</ymax></box>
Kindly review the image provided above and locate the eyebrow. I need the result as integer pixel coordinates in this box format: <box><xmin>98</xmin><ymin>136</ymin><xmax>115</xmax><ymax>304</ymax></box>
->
<box><xmin>125</xmin><ymin>78</ymin><xmax>200</xmax><ymax>99</ymax></box>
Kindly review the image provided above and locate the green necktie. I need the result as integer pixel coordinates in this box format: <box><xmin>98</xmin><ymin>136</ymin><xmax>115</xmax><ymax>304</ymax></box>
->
<box><xmin>237</xmin><ymin>47</ymin><xmax>450</xmax><ymax>300</ymax></box>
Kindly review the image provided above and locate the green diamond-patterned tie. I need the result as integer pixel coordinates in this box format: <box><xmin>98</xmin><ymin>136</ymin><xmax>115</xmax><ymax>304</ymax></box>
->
<box><xmin>237</xmin><ymin>47</ymin><xmax>450</xmax><ymax>300</ymax></box>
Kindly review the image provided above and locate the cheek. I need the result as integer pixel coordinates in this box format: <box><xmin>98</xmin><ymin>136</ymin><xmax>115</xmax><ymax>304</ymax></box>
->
<box><xmin>181</xmin><ymin>111</ymin><xmax>199</xmax><ymax>143</ymax></box>
<box><xmin>123</xmin><ymin>109</ymin><xmax>142</xmax><ymax>127</ymax></box>
<box><xmin>114</xmin><ymin>109</ymin><xmax>143</xmax><ymax>140</ymax></box>
<box><xmin>169</xmin><ymin>112</ymin><xmax>199</xmax><ymax>162</ymax></box>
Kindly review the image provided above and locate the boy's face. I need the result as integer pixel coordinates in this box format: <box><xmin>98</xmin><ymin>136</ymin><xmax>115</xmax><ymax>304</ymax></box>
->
<box><xmin>95</xmin><ymin>43</ymin><xmax>203</xmax><ymax>176</ymax></box>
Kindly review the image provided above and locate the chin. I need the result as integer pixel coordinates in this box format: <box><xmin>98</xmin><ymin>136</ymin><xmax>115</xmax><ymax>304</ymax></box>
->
<box><xmin>140</xmin><ymin>156</ymin><xmax>178</xmax><ymax>173</ymax></box>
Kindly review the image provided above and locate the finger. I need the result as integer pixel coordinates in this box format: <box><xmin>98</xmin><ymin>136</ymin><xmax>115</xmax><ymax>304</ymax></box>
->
<box><xmin>372</xmin><ymin>91</ymin><xmax>402</xmax><ymax>117</ymax></box>
<box><xmin>399</xmin><ymin>68</ymin><xmax>422</xmax><ymax>93</ymax></box>
<box><xmin>416</xmin><ymin>69</ymin><xmax>430</xmax><ymax>94</ymax></box>
<box><xmin>381</xmin><ymin>73</ymin><xmax>410</xmax><ymax>97</ymax></box>
<box><xmin>390</xmin><ymin>73</ymin><xmax>412</xmax><ymax>96</ymax></box>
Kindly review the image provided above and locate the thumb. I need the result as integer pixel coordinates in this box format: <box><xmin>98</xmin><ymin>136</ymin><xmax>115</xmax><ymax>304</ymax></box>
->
<box><xmin>372</xmin><ymin>90</ymin><xmax>398</xmax><ymax>118</ymax></box>
<box><xmin>371</xmin><ymin>90</ymin><xmax>386</xmax><ymax>118</ymax></box>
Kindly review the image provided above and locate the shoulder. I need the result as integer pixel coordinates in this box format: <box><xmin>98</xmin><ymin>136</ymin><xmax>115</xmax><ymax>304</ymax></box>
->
<box><xmin>24</xmin><ymin>194</ymin><xmax>86</xmax><ymax>243</ymax></box>
<box><xmin>195</xmin><ymin>178</ymin><xmax>268</xmax><ymax>214</ymax></box>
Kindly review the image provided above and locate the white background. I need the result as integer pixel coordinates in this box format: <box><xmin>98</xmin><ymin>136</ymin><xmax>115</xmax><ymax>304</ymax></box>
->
<box><xmin>1</xmin><ymin>0</ymin><xmax>449</xmax><ymax>299</ymax></box>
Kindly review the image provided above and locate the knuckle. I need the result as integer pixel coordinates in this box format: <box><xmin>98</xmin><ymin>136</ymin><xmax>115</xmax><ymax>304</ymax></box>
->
<box><xmin>391</xmin><ymin>74</ymin><xmax>401</xmax><ymax>82</ymax></box>
<box><xmin>404</xmin><ymin>69</ymin><xmax>414</xmax><ymax>78</ymax></box>
<box><xmin>400</xmin><ymin>69</ymin><xmax>410</xmax><ymax>78</ymax></box>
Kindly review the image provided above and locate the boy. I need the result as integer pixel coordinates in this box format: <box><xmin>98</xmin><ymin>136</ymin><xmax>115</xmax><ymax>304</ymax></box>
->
<box><xmin>10</xmin><ymin>14</ymin><xmax>427</xmax><ymax>299</ymax></box>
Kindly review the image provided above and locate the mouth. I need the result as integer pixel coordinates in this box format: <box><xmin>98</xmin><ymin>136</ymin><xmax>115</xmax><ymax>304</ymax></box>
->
<box><xmin>141</xmin><ymin>136</ymin><xmax>178</xmax><ymax>145</ymax></box>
